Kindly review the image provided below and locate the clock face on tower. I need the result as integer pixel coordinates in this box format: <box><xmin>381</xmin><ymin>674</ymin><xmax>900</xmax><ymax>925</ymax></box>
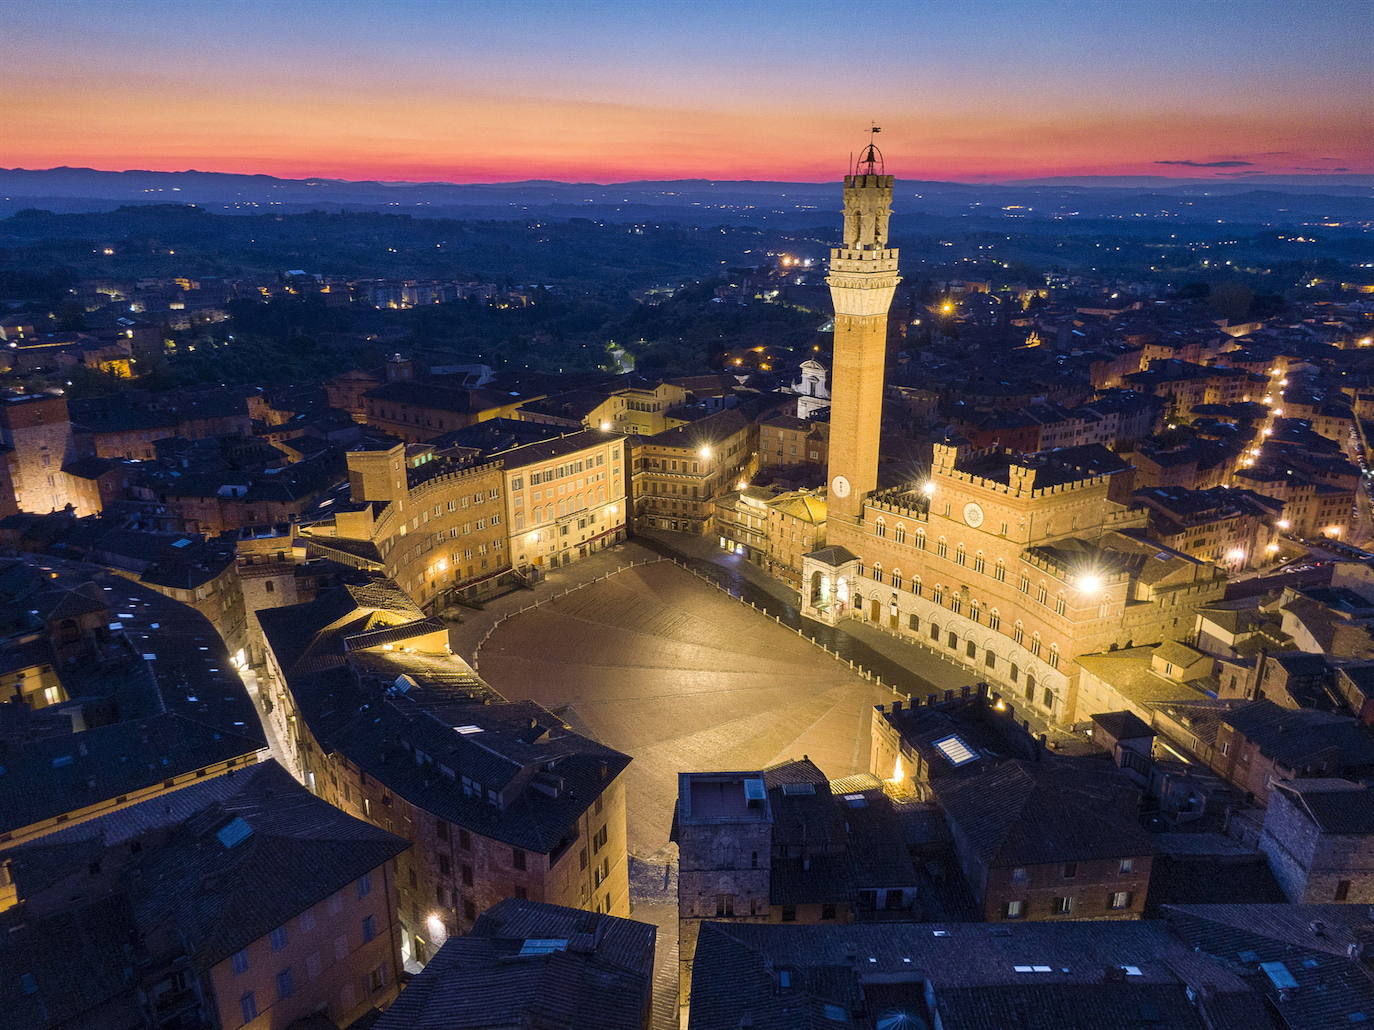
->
<box><xmin>963</xmin><ymin>502</ymin><xmax>985</xmax><ymax>528</ymax></box>
<box><xmin>831</xmin><ymin>475</ymin><xmax>851</xmax><ymax>499</ymax></box>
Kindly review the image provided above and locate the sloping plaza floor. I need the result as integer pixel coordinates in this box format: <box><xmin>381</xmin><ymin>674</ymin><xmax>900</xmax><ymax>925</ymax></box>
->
<box><xmin>473</xmin><ymin>559</ymin><xmax>895</xmax><ymax>860</ymax></box>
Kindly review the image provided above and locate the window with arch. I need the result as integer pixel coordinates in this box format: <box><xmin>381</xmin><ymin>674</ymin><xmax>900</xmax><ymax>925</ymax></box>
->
<box><xmin>911</xmin><ymin>575</ymin><xmax>922</xmax><ymax>598</ymax></box>
<box><xmin>891</xmin><ymin>569</ymin><xmax>903</xmax><ymax>591</ymax></box>
<box><xmin>1013</xmin><ymin>621</ymin><xmax>1025</xmax><ymax>645</ymax></box>
<box><xmin>855</xmin><ymin>593</ymin><xmax>865</xmax><ymax>613</ymax></box>
<box><xmin>915</xmin><ymin>529</ymin><xmax>926</xmax><ymax>551</ymax></box>
<box><xmin>1054</xmin><ymin>594</ymin><xmax>1066</xmax><ymax>616</ymax></box>
<box><xmin>872</xmin><ymin>563</ymin><xmax>884</xmax><ymax>584</ymax></box>
<box><xmin>936</xmin><ymin>537</ymin><xmax>948</xmax><ymax>559</ymax></box>
<box><xmin>949</xmin><ymin>594</ymin><xmax>963</xmax><ymax>615</ymax></box>
<box><xmin>894</xmin><ymin>523</ymin><xmax>907</xmax><ymax>545</ymax></box>
<box><xmin>857</xmin><ymin>562</ymin><xmax>865</xmax><ymax>579</ymax></box>
<box><xmin>1099</xmin><ymin>600</ymin><xmax>1110</xmax><ymax>618</ymax></box>
<box><xmin>1048</xmin><ymin>644</ymin><xmax>1060</xmax><ymax>669</ymax></box>
<box><xmin>932</xmin><ymin>584</ymin><xmax>945</xmax><ymax>606</ymax></box>
<box><xmin>955</xmin><ymin>543</ymin><xmax>967</xmax><ymax>567</ymax></box>
<box><xmin>995</xmin><ymin>559</ymin><xmax>1007</xmax><ymax>583</ymax></box>
<box><xmin>875</xmin><ymin>517</ymin><xmax>886</xmax><ymax>538</ymax></box>
<box><xmin>974</xmin><ymin>552</ymin><xmax>986</xmax><ymax>574</ymax></box>
<box><xmin>970</xmin><ymin>600</ymin><xmax>982</xmax><ymax>623</ymax></box>
<box><xmin>1019</xmin><ymin>573</ymin><xmax>1030</xmax><ymax>593</ymax></box>
<box><xmin>988</xmin><ymin>609</ymin><xmax>1001</xmax><ymax>632</ymax></box>
<box><xmin>1030</xmin><ymin>633</ymin><xmax>1043</xmax><ymax>658</ymax></box>
<box><xmin>1036</xmin><ymin>583</ymin><xmax>1048</xmax><ymax>605</ymax></box>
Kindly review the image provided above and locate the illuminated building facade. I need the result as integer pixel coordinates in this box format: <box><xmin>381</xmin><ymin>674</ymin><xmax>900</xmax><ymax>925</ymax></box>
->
<box><xmin>804</xmin><ymin>155</ymin><xmax>1226</xmax><ymax>726</ymax></box>
<box><xmin>497</xmin><ymin>429</ymin><xmax>627</xmax><ymax>571</ymax></box>
<box><xmin>305</xmin><ymin>443</ymin><xmax>514</xmax><ymax>608</ymax></box>
<box><xmin>257</xmin><ymin>580</ymin><xmax>632</xmax><ymax>969</ymax></box>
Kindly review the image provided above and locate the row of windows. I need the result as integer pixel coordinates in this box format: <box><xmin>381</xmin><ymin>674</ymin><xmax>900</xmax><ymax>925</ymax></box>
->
<box><xmin>238</xmin><ymin>959</ymin><xmax>387</xmax><ymax>1024</ymax></box>
<box><xmin>861</xmin><ymin>569</ymin><xmax>1061</xmax><ymax>668</ymax></box>
<box><xmin>526</xmin><ymin>453</ymin><xmax>606</xmax><ymax>487</ymax></box>
<box><xmin>1003</xmin><ymin>891</ymin><xmax>1132</xmax><ymax>919</ymax></box>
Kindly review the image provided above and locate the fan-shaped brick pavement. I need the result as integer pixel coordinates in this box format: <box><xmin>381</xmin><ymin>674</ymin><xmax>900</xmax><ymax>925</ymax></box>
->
<box><xmin>476</xmin><ymin>560</ymin><xmax>894</xmax><ymax>856</ymax></box>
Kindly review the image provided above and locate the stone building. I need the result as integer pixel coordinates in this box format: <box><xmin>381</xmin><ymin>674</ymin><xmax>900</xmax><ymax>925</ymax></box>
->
<box><xmin>1260</xmin><ymin>779</ymin><xmax>1374</xmax><ymax>904</ymax></box>
<box><xmin>257</xmin><ymin>578</ymin><xmax>632</xmax><ymax>969</ymax></box>
<box><xmin>0</xmin><ymin>392</ymin><xmax>95</xmax><ymax>516</ymax></box>
<box><xmin>631</xmin><ymin>405</ymin><xmax>768</xmax><ymax>535</ymax></box>
<box><xmin>672</xmin><ymin>759</ymin><xmax>917</xmax><ymax>1012</ymax></box>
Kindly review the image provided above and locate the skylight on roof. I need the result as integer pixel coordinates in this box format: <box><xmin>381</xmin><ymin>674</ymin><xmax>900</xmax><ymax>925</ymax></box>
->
<box><xmin>1260</xmin><ymin>962</ymin><xmax>1298</xmax><ymax>991</ymax></box>
<box><xmin>216</xmin><ymin>817</ymin><xmax>254</xmax><ymax>849</ymax></box>
<box><xmin>932</xmin><ymin>734</ymin><xmax>978</xmax><ymax>767</ymax></box>
<box><xmin>519</xmin><ymin>938</ymin><xmax>568</xmax><ymax>956</ymax></box>
<box><xmin>453</xmin><ymin>725</ymin><xmax>483</xmax><ymax>735</ymax></box>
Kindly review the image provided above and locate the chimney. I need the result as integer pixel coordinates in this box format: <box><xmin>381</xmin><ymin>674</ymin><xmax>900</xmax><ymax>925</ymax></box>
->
<box><xmin>891</xmin><ymin>700</ymin><xmax>903</xmax><ymax>714</ymax></box>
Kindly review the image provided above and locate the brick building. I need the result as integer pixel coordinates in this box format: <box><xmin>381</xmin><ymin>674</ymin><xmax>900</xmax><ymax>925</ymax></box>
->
<box><xmin>257</xmin><ymin>579</ymin><xmax>632</xmax><ymax>969</ymax></box>
<box><xmin>0</xmin><ymin>760</ymin><xmax>409</xmax><ymax>1030</ymax></box>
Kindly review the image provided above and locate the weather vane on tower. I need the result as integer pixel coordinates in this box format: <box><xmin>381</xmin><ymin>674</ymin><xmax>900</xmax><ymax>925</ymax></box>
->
<box><xmin>856</xmin><ymin>125</ymin><xmax>883</xmax><ymax>175</ymax></box>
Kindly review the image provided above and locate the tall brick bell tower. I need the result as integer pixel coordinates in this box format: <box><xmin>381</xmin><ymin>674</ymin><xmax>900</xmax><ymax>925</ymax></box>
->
<box><xmin>824</xmin><ymin>139</ymin><xmax>900</xmax><ymax>526</ymax></box>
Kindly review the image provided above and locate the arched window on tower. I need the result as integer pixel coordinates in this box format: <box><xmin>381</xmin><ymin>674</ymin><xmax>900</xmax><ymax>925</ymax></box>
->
<box><xmin>875</xmin><ymin>517</ymin><xmax>886</xmax><ymax>539</ymax></box>
<box><xmin>974</xmin><ymin>551</ymin><xmax>986</xmax><ymax>574</ymax></box>
<box><xmin>894</xmin><ymin>523</ymin><xmax>906</xmax><ymax>545</ymax></box>
<box><xmin>872</xmin><ymin>563</ymin><xmax>883</xmax><ymax>585</ymax></box>
<box><xmin>891</xmin><ymin>569</ymin><xmax>903</xmax><ymax>591</ymax></box>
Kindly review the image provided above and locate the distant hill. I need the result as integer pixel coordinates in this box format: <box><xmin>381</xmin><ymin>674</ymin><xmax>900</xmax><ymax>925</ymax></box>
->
<box><xmin>0</xmin><ymin>166</ymin><xmax>1369</xmax><ymax>226</ymax></box>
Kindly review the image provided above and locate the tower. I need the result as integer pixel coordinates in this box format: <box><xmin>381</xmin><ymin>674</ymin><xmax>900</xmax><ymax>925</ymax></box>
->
<box><xmin>824</xmin><ymin>143</ymin><xmax>900</xmax><ymax>524</ymax></box>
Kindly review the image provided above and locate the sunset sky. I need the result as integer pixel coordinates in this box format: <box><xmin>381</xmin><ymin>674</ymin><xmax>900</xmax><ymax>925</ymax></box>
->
<box><xmin>4</xmin><ymin>0</ymin><xmax>1371</xmax><ymax>183</ymax></box>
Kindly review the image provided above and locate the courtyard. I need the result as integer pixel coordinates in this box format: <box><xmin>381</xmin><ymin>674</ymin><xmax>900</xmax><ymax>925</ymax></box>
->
<box><xmin>473</xmin><ymin>559</ymin><xmax>896</xmax><ymax>858</ymax></box>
